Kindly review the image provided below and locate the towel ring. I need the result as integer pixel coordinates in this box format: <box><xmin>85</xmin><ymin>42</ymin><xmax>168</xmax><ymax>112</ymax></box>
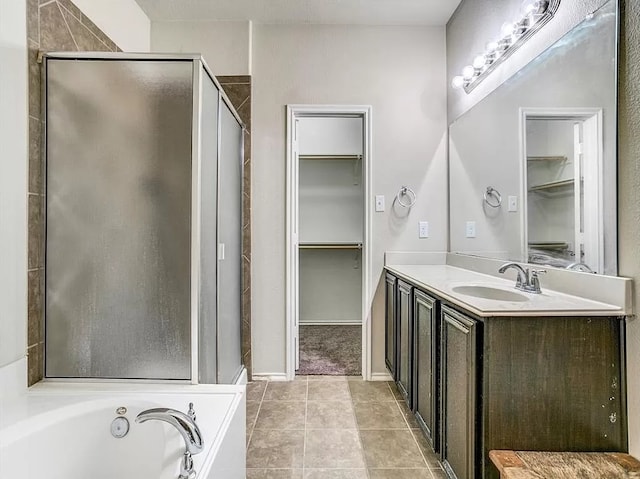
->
<box><xmin>484</xmin><ymin>187</ymin><xmax>502</xmax><ymax>208</ymax></box>
<box><xmin>396</xmin><ymin>186</ymin><xmax>417</xmax><ymax>208</ymax></box>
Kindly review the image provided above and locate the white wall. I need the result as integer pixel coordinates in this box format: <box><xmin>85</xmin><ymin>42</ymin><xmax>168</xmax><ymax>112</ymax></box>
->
<box><xmin>151</xmin><ymin>21</ymin><xmax>251</xmax><ymax>75</ymax></box>
<box><xmin>0</xmin><ymin>0</ymin><xmax>28</xmax><ymax>369</ymax></box>
<box><xmin>251</xmin><ymin>24</ymin><xmax>447</xmax><ymax>375</ymax></box>
<box><xmin>447</xmin><ymin>0</ymin><xmax>608</xmax><ymax>121</ymax></box>
<box><xmin>71</xmin><ymin>0</ymin><xmax>150</xmax><ymax>52</ymax></box>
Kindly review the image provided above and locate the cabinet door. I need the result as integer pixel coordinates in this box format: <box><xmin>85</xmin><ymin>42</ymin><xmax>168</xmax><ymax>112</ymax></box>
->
<box><xmin>441</xmin><ymin>307</ymin><xmax>478</xmax><ymax>479</ymax></box>
<box><xmin>385</xmin><ymin>273</ymin><xmax>397</xmax><ymax>378</ymax></box>
<box><xmin>413</xmin><ymin>290</ymin><xmax>438</xmax><ymax>452</ymax></box>
<box><xmin>397</xmin><ymin>280</ymin><xmax>413</xmax><ymax>407</ymax></box>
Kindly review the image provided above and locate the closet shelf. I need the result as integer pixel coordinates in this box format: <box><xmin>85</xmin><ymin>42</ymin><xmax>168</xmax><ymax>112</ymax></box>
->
<box><xmin>528</xmin><ymin>241</ymin><xmax>569</xmax><ymax>250</ymax></box>
<box><xmin>528</xmin><ymin>178</ymin><xmax>574</xmax><ymax>192</ymax></box>
<box><xmin>299</xmin><ymin>154</ymin><xmax>362</xmax><ymax>161</ymax></box>
<box><xmin>527</xmin><ymin>155</ymin><xmax>568</xmax><ymax>162</ymax></box>
<box><xmin>299</xmin><ymin>242</ymin><xmax>362</xmax><ymax>250</ymax></box>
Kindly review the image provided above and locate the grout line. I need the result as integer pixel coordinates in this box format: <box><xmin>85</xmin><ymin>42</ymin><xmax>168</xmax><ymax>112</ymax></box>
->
<box><xmin>246</xmin><ymin>380</ymin><xmax>268</xmax><ymax>449</ymax></box>
<box><xmin>349</xmin><ymin>380</ymin><xmax>371</xmax><ymax>478</ymax></box>
<box><xmin>56</xmin><ymin>2</ymin><xmax>79</xmax><ymax>50</ymax></box>
<box><xmin>301</xmin><ymin>376</ymin><xmax>308</xmax><ymax>472</ymax></box>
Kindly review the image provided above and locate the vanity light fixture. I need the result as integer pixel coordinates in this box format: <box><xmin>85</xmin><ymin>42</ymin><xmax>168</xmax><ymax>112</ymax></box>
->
<box><xmin>452</xmin><ymin>0</ymin><xmax>561</xmax><ymax>93</ymax></box>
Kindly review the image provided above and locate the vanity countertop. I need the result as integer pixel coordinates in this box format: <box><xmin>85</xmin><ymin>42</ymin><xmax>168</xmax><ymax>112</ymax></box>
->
<box><xmin>386</xmin><ymin>264</ymin><xmax>625</xmax><ymax>317</ymax></box>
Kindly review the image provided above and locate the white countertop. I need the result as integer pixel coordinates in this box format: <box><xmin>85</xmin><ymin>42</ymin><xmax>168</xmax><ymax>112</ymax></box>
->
<box><xmin>386</xmin><ymin>264</ymin><xmax>625</xmax><ymax>317</ymax></box>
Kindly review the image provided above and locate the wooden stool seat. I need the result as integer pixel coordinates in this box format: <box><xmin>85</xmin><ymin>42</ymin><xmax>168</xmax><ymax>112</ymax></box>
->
<box><xmin>490</xmin><ymin>450</ymin><xmax>640</xmax><ymax>479</ymax></box>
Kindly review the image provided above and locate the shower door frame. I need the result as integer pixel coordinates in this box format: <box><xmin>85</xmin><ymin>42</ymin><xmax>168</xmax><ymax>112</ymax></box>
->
<box><xmin>42</xmin><ymin>53</ymin><xmax>246</xmax><ymax>384</ymax></box>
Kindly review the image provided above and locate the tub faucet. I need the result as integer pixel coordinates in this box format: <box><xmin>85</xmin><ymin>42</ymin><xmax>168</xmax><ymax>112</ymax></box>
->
<box><xmin>136</xmin><ymin>405</ymin><xmax>204</xmax><ymax>479</ymax></box>
<box><xmin>498</xmin><ymin>262</ymin><xmax>546</xmax><ymax>294</ymax></box>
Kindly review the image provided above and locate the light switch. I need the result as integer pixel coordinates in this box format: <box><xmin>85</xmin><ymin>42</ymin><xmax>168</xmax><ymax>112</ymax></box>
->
<box><xmin>508</xmin><ymin>195</ymin><xmax>518</xmax><ymax>212</ymax></box>
<box><xmin>466</xmin><ymin>221</ymin><xmax>476</xmax><ymax>238</ymax></box>
<box><xmin>375</xmin><ymin>195</ymin><xmax>385</xmax><ymax>212</ymax></box>
<box><xmin>419</xmin><ymin>221</ymin><xmax>429</xmax><ymax>238</ymax></box>
<box><xmin>218</xmin><ymin>243</ymin><xmax>225</xmax><ymax>260</ymax></box>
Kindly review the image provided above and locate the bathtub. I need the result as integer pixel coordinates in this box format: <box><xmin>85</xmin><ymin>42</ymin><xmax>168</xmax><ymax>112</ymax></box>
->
<box><xmin>0</xmin><ymin>382</ymin><xmax>245</xmax><ymax>479</ymax></box>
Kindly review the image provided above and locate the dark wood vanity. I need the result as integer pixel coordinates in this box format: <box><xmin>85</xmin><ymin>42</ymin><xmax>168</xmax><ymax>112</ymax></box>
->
<box><xmin>385</xmin><ymin>270</ymin><xmax>627</xmax><ymax>479</ymax></box>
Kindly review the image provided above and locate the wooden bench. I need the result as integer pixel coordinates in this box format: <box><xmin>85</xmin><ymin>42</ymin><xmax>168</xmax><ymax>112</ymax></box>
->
<box><xmin>490</xmin><ymin>450</ymin><xmax>640</xmax><ymax>478</ymax></box>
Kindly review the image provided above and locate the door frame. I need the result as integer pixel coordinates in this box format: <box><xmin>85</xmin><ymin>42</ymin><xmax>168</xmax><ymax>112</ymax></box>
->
<box><xmin>285</xmin><ymin>105</ymin><xmax>373</xmax><ymax>381</ymax></box>
<box><xmin>519</xmin><ymin>107</ymin><xmax>604</xmax><ymax>273</ymax></box>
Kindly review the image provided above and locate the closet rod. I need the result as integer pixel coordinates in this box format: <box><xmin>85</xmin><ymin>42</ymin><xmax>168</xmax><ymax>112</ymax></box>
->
<box><xmin>298</xmin><ymin>154</ymin><xmax>362</xmax><ymax>161</ymax></box>
<box><xmin>299</xmin><ymin>243</ymin><xmax>362</xmax><ymax>250</ymax></box>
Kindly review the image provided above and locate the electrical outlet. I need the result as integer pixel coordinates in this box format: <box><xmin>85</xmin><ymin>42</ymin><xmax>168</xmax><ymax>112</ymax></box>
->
<box><xmin>419</xmin><ymin>221</ymin><xmax>429</xmax><ymax>238</ymax></box>
<box><xmin>508</xmin><ymin>196</ymin><xmax>518</xmax><ymax>212</ymax></box>
<box><xmin>466</xmin><ymin>221</ymin><xmax>476</xmax><ymax>238</ymax></box>
<box><xmin>375</xmin><ymin>195</ymin><xmax>385</xmax><ymax>212</ymax></box>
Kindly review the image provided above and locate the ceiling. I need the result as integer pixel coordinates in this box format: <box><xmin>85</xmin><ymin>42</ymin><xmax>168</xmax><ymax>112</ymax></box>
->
<box><xmin>134</xmin><ymin>0</ymin><xmax>463</xmax><ymax>26</ymax></box>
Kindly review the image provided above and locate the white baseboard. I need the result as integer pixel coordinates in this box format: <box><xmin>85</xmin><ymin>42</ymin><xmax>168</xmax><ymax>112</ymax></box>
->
<box><xmin>251</xmin><ymin>373</ymin><xmax>288</xmax><ymax>382</ymax></box>
<box><xmin>370</xmin><ymin>372</ymin><xmax>392</xmax><ymax>381</ymax></box>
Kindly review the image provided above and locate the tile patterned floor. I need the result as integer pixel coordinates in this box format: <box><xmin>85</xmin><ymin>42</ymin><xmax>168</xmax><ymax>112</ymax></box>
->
<box><xmin>246</xmin><ymin>376</ymin><xmax>447</xmax><ymax>479</ymax></box>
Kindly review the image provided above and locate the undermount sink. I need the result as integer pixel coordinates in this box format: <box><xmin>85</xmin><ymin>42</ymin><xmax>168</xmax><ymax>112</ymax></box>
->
<box><xmin>451</xmin><ymin>285</ymin><xmax>530</xmax><ymax>302</ymax></box>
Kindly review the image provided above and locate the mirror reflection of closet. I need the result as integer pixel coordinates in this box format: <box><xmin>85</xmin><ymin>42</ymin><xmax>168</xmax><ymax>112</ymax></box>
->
<box><xmin>296</xmin><ymin>117</ymin><xmax>364</xmax><ymax>376</ymax></box>
<box><xmin>524</xmin><ymin>111</ymin><xmax>602</xmax><ymax>273</ymax></box>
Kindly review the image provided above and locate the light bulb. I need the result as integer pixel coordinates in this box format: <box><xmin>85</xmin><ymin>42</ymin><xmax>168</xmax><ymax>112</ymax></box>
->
<box><xmin>473</xmin><ymin>55</ymin><xmax>486</xmax><ymax>69</ymax></box>
<box><xmin>451</xmin><ymin>76</ymin><xmax>465</xmax><ymax>89</ymax></box>
<box><xmin>501</xmin><ymin>21</ymin><xmax>515</xmax><ymax>37</ymax></box>
<box><xmin>486</xmin><ymin>41</ymin><xmax>499</xmax><ymax>52</ymax></box>
<box><xmin>462</xmin><ymin>65</ymin><xmax>475</xmax><ymax>80</ymax></box>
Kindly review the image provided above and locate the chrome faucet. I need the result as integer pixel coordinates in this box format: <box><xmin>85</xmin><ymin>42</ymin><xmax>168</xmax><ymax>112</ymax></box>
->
<box><xmin>498</xmin><ymin>262</ymin><xmax>546</xmax><ymax>294</ymax></box>
<box><xmin>136</xmin><ymin>404</ymin><xmax>204</xmax><ymax>479</ymax></box>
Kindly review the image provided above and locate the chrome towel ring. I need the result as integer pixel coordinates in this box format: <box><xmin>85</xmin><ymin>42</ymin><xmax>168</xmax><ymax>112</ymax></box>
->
<box><xmin>396</xmin><ymin>186</ymin><xmax>417</xmax><ymax>208</ymax></box>
<box><xmin>484</xmin><ymin>186</ymin><xmax>502</xmax><ymax>208</ymax></box>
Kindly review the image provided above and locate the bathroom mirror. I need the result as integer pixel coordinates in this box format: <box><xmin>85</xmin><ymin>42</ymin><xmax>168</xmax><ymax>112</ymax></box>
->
<box><xmin>448</xmin><ymin>0</ymin><xmax>617</xmax><ymax>275</ymax></box>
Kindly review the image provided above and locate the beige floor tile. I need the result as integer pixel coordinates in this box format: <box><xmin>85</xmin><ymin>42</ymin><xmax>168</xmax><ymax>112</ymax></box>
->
<box><xmin>254</xmin><ymin>400</ymin><xmax>306</xmax><ymax>429</ymax></box>
<box><xmin>264</xmin><ymin>381</ymin><xmax>308</xmax><ymax>400</ymax></box>
<box><xmin>306</xmin><ymin>401</ymin><xmax>356</xmax><ymax>429</ymax></box>
<box><xmin>428</xmin><ymin>469</ymin><xmax>448</xmax><ymax>479</ymax></box>
<box><xmin>247</xmin><ymin>468</ymin><xmax>304</xmax><ymax>478</ymax></box>
<box><xmin>348</xmin><ymin>381</ymin><xmax>395</xmax><ymax>402</ymax></box>
<box><xmin>411</xmin><ymin>429</ymin><xmax>442</xmax><ymax>468</ymax></box>
<box><xmin>353</xmin><ymin>401</ymin><xmax>406</xmax><ymax>429</ymax></box>
<box><xmin>360</xmin><ymin>430</ymin><xmax>427</xmax><ymax>468</ymax></box>
<box><xmin>247</xmin><ymin>429</ymin><xmax>305</xmax><ymax>468</ymax></box>
<box><xmin>387</xmin><ymin>381</ymin><xmax>404</xmax><ymax>399</ymax></box>
<box><xmin>247</xmin><ymin>400</ymin><xmax>261</xmax><ymax>428</ymax></box>
<box><xmin>308</xmin><ymin>380</ymin><xmax>351</xmax><ymax>400</ymax></box>
<box><xmin>247</xmin><ymin>381</ymin><xmax>268</xmax><ymax>401</ymax></box>
<box><xmin>304</xmin><ymin>429</ymin><xmax>365</xmax><ymax>468</ymax></box>
<box><xmin>368</xmin><ymin>469</ymin><xmax>432</xmax><ymax>478</ymax></box>
<box><xmin>397</xmin><ymin>399</ymin><xmax>420</xmax><ymax>429</ymax></box>
<box><xmin>306</xmin><ymin>375</ymin><xmax>348</xmax><ymax>381</ymax></box>
<box><xmin>304</xmin><ymin>469</ymin><xmax>368</xmax><ymax>478</ymax></box>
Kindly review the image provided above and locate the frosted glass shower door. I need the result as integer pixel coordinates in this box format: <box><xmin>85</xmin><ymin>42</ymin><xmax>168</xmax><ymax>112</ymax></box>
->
<box><xmin>198</xmin><ymin>68</ymin><xmax>220</xmax><ymax>383</ymax></box>
<box><xmin>45</xmin><ymin>59</ymin><xmax>193</xmax><ymax>379</ymax></box>
<box><xmin>217</xmin><ymin>102</ymin><xmax>244</xmax><ymax>383</ymax></box>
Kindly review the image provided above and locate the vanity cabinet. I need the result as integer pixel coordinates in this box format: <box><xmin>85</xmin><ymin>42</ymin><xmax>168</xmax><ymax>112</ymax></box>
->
<box><xmin>440</xmin><ymin>306</ymin><xmax>478</xmax><ymax>479</ymax></box>
<box><xmin>383</xmin><ymin>268</ymin><xmax>627</xmax><ymax>479</ymax></box>
<box><xmin>413</xmin><ymin>290</ymin><xmax>440</xmax><ymax>452</ymax></box>
<box><xmin>385</xmin><ymin>273</ymin><xmax>397</xmax><ymax>378</ymax></box>
<box><xmin>397</xmin><ymin>279</ymin><xmax>413</xmax><ymax>407</ymax></box>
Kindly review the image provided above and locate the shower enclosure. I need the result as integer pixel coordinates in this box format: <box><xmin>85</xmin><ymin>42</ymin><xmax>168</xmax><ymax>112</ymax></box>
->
<box><xmin>44</xmin><ymin>53</ymin><xmax>244</xmax><ymax>383</ymax></box>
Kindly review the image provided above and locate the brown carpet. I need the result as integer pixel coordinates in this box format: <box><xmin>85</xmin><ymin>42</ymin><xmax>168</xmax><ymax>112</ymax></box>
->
<box><xmin>297</xmin><ymin>325</ymin><xmax>361</xmax><ymax>376</ymax></box>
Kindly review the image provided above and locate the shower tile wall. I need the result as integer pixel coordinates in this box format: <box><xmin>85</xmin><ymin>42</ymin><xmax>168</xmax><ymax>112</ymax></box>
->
<box><xmin>26</xmin><ymin>0</ymin><xmax>120</xmax><ymax>386</ymax></box>
<box><xmin>27</xmin><ymin>3</ymin><xmax>254</xmax><ymax>385</ymax></box>
<box><xmin>217</xmin><ymin>76</ymin><xmax>253</xmax><ymax>380</ymax></box>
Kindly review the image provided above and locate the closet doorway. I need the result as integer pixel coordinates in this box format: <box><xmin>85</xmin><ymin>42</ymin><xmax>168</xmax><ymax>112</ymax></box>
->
<box><xmin>286</xmin><ymin>106</ymin><xmax>372</xmax><ymax>381</ymax></box>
